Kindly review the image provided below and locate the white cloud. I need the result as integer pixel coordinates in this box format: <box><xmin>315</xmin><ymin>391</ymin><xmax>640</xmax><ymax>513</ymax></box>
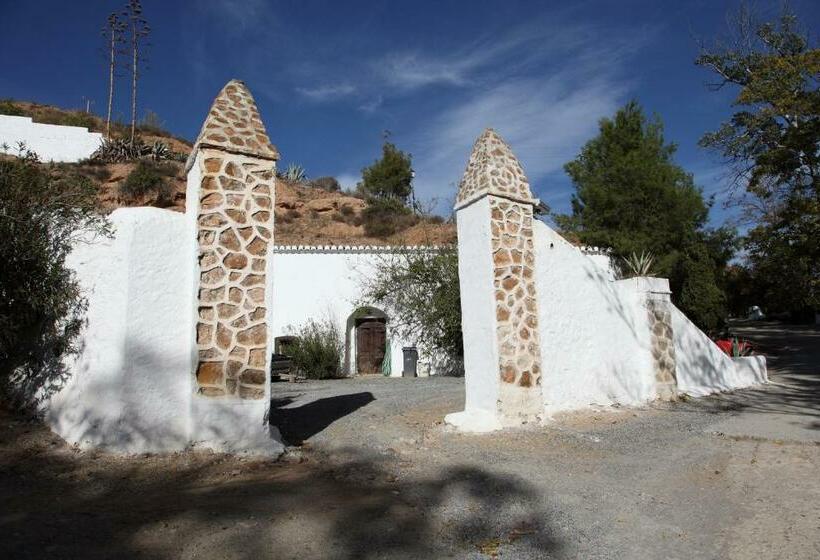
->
<box><xmin>295</xmin><ymin>83</ymin><xmax>357</xmax><ymax>102</ymax></box>
<box><xmin>408</xmin><ymin>51</ymin><xmax>637</xmax><ymax>212</ymax></box>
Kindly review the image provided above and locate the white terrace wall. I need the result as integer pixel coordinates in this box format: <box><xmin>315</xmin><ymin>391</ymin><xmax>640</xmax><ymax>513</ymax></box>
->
<box><xmin>0</xmin><ymin>115</ymin><xmax>102</xmax><ymax>162</ymax></box>
<box><xmin>270</xmin><ymin>246</ymin><xmax>449</xmax><ymax>376</ymax></box>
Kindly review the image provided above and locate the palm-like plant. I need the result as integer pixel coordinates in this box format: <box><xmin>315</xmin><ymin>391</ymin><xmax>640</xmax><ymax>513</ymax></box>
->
<box><xmin>279</xmin><ymin>163</ymin><xmax>307</xmax><ymax>182</ymax></box>
<box><xmin>621</xmin><ymin>251</ymin><xmax>656</xmax><ymax>278</ymax></box>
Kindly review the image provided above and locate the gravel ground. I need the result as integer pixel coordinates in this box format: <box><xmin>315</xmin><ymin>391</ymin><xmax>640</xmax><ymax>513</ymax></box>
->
<box><xmin>1</xmin><ymin>322</ymin><xmax>818</xmax><ymax>559</ymax></box>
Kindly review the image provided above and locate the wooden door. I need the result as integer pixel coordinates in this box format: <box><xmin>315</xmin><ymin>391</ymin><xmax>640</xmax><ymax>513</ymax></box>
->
<box><xmin>356</xmin><ymin>320</ymin><xmax>386</xmax><ymax>374</ymax></box>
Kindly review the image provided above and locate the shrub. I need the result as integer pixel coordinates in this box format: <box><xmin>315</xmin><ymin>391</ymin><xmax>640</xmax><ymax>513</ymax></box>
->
<box><xmin>311</xmin><ymin>176</ymin><xmax>340</xmax><ymax>192</ymax></box>
<box><xmin>361</xmin><ymin>247</ymin><xmax>463</xmax><ymax>364</ymax></box>
<box><xmin>0</xmin><ymin>99</ymin><xmax>25</xmax><ymax>117</ymax></box>
<box><xmin>278</xmin><ymin>163</ymin><xmax>307</xmax><ymax>182</ymax></box>
<box><xmin>339</xmin><ymin>204</ymin><xmax>355</xmax><ymax>217</ymax></box>
<box><xmin>287</xmin><ymin>318</ymin><xmax>344</xmax><ymax>379</ymax></box>
<box><xmin>0</xmin><ymin>151</ymin><xmax>110</xmax><ymax>408</ymax></box>
<box><xmin>120</xmin><ymin>161</ymin><xmax>175</xmax><ymax>203</ymax></box>
<box><xmin>361</xmin><ymin>197</ymin><xmax>417</xmax><ymax>237</ymax></box>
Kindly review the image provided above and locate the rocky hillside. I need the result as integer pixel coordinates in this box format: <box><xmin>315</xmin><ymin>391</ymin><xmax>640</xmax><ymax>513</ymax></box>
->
<box><xmin>2</xmin><ymin>99</ymin><xmax>456</xmax><ymax>246</ymax></box>
<box><xmin>274</xmin><ymin>179</ymin><xmax>455</xmax><ymax>246</ymax></box>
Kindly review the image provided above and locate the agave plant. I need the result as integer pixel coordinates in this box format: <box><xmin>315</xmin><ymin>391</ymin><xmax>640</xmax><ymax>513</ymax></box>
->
<box><xmin>621</xmin><ymin>251</ymin><xmax>656</xmax><ymax>278</ymax></box>
<box><xmin>91</xmin><ymin>137</ymin><xmax>172</xmax><ymax>163</ymax></box>
<box><xmin>278</xmin><ymin>163</ymin><xmax>308</xmax><ymax>182</ymax></box>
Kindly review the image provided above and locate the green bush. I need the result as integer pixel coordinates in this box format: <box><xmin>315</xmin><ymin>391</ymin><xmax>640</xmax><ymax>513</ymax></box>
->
<box><xmin>361</xmin><ymin>197</ymin><xmax>417</xmax><ymax>237</ymax></box>
<box><xmin>0</xmin><ymin>151</ymin><xmax>110</xmax><ymax>408</ymax></box>
<box><xmin>120</xmin><ymin>161</ymin><xmax>175</xmax><ymax>203</ymax></box>
<box><xmin>288</xmin><ymin>319</ymin><xmax>344</xmax><ymax>379</ymax></box>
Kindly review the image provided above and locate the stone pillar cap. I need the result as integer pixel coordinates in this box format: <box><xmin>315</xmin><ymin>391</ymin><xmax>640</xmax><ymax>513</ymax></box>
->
<box><xmin>186</xmin><ymin>79</ymin><xmax>279</xmax><ymax>171</ymax></box>
<box><xmin>455</xmin><ymin>128</ymin><xmax>539</xmax><ymax>210</ymax></box>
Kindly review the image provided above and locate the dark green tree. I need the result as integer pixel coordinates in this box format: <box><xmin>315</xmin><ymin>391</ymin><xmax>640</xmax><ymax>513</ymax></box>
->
<box><xmin>358</xmin><ymin>140</ymin><xmax>414</xmax><ymax>203</ymax></box>
<box><xmin>696</xmin><ymin>5</ymin><xmax>819</xmax><ymax>316</ymax></box>
<box><xmin>559</xmin><ymin>101</ymin><xmax>734</xmax><ymax>331</ymax></box>
<box><xmin>0</xmin><ymin>149</ymin><xmax>110</xmax><ymax>407</ymax></box>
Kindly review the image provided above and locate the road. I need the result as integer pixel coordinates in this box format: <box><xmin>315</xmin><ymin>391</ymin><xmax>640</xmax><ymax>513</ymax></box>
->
<box><xmin>1</xmin><ymin>322</ymin><xmax>818</xmax><ymax>559</ymax></box>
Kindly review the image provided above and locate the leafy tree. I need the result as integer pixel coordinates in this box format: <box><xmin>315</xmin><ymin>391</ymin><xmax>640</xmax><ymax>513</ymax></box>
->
<box><xmin>358</xmin><ymin>140</ymin><xmax>414</xmax><ymax>203</ymax></box>
<box><xmin>0</xmin><ymin>149</ymin><xmax>110</xmax><ymax>407</ymax></box>
<box><xmin>287</xmin><ymin>318</ymin><xmax>344</xmax><ymax>379</ymax></box>
<box><xmin>696</xmin><ymin>5</ymin><xmax>819</xmax><ymax>316</ymax></box>
<box><xmin>559</xmin><ymin>101</ymin><xmax>734</xmax><ymax>331</ymax></box>
<box><xmin>361</xmin><ymin>248</ymin><xmax>463</xmax><ymax>369</ymax></box>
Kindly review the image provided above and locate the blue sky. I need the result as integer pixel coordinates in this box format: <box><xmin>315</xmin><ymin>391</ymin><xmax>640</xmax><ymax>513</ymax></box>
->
<box><xmin>1</xmin><ymin>0</ymin><xmax>818</xmax><ymax>227</ymax></box>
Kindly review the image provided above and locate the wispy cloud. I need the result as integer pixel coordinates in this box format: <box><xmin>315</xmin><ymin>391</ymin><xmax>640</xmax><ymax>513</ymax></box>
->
<box><xmin>295</xmin><ymin>83</ymin><xmax>357</xmax><ymax>102</ymax></box>
<box><xmin>406</xmin><ymin>35</ymin><xmax>648</xmax><ymax>212</ymax></box>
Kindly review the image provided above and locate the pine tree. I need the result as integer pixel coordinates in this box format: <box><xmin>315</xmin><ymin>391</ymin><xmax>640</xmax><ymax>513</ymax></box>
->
<box><xmin>559</xmin><ymin>101</ymin><xmax>734</xmax><ymax>331</ymax></box>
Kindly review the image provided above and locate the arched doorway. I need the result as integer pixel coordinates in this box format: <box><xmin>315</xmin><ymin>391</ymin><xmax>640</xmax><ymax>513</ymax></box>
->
<box><xmin>346</xmin><ymin>307</ymin><xmax>388</xmax><ymax>375</ymax></box>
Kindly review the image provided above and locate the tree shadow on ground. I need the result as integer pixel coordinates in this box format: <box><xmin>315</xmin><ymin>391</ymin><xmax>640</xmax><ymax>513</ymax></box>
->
<box><xmin>0</xmin><ymin>408</ymin><xmax>562</xmax><ymax>559</ymax></box>
<box><xmin>269</xmin><ymin>392</ymin><xmax>375</xmax><ymax>445</ymax></box>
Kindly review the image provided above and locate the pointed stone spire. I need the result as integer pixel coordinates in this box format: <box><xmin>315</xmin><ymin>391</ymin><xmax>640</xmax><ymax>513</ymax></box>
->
<box><xmin>186</xmin><ymin>79</ymin><xmax>279</xmax><ymax>170</ymax></box>
<box><xmin>455</xmin><ymin>128</ymin><xmax>537</xmax><ymax>209</ymax></box>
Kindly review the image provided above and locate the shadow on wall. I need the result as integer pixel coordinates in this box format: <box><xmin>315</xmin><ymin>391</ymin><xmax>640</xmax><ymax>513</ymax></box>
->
<box><xmin>43</xmin><ymin>341</ymin><xmax>278</xmax><ymax>453</ymax></box>
<box><xmin>269</xmin><ymin>391</ymin><xmax>375</xmax><ymax>445</ymax></box>
<box><xmin>0</xmin><ymin>409</ymin><xmax>563</xmax><ymax>559</ymax></box>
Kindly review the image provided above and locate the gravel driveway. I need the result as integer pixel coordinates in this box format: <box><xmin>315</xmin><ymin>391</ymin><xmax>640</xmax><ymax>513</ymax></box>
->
<box><xmin>2</xmin><ymin>322</ymin><xmax>818</xmax><ymax>559</ymax></box>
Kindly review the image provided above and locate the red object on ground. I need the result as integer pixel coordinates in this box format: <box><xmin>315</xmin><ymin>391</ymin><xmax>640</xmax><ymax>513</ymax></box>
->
<box><xmin>714</xmin><ymin>339</ymin><xmax>752</xmax><ymax>357</ymax></box>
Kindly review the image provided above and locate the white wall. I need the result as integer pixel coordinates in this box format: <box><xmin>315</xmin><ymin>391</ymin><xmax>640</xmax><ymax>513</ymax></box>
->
<box><xmin>672</xmin><ymin>305</ymin><xmax>768</xmax><ymax>396</ymax></box>
<box><xmin>534</xmin><ymin>222</ymin><xmax>657</xmax><ymax>414</ymax></box>
<box><xmin>47</xmin><ymin>208</ymin><xmax>195</xmax><ymax>452</ymax></box>
<box><xmin>270</xmin><ymin>246</ymin><xmax>445</xmax><ymax>377</ymax></box>
<box><xmin>0</xmin><ymin>115</ymin><xmax>102</xmax><ymax>162</ymax></box>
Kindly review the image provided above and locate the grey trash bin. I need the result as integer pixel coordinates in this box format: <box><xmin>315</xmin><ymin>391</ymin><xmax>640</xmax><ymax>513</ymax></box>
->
<box><xmin>402</xmin><ymin>346</ymin><xmax>418</xmax><ymax>377</ymax></box>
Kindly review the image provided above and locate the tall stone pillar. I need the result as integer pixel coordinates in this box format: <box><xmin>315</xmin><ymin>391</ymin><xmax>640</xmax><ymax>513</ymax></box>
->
<box><xmin>445</xmin><ymin>129</ymin><xmax>544</xmax><ymax>432</ymax></box>
<box><xmin>185</xmin><ymin>80</ymin><xmax>281</xmax><ymax>453</ymax></box>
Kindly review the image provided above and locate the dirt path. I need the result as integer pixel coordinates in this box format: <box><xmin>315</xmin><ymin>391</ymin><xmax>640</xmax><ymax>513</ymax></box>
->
<box><xmin>1</xmin><ymin>324</ymin><xmax>818</xmax><ymax>559</ymax></box>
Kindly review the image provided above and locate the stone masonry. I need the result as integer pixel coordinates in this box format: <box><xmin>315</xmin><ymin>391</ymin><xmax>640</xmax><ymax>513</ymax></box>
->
<box><xmin>459</xmin><ymin>129</ymin><xmax>544</xmax><ymax>420</ymax></box>
<box><xmin>647</xmin><ymin>296</ymin><xmax>678</xmax><ymax>400</ymax></box>
<box><xmin>187</xmin><ymin>80</ymin><xmax>278</xmax><ymax>400</ymax></box>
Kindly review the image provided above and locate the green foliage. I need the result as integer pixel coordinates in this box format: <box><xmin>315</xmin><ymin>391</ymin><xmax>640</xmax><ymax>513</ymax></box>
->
<box><xmin>0</xmin><ymin>99</ymin><xmax>25</xmax><ymax>117</ymax></box>
<box><xmin>361</xmin><ymin>197</ymin><xmax>417</xmax><ymax>238</ymax></box>
<box><xmin>559</xmin><ymin>101</ymin><xmax>735</xmax><ymax>331</ymax></box>
<box><xmin>362</xmin><ymin>248</ymin><xmax>463</xmax><ymax>363</ymax></box>
<box><xmin>358</xmin><ymin>141</ymin><xmax>413</xmax><ymax>203</ymax></box>
<box><xmin>697</xmin><ymin>5</ymin><xmax>819</xmax><ymax>316</ymax></box>
<box><xmin>287</xmin><ymin>318</ymin><xmax>344</xmax><ymax>379</ymax></box>
<box><xmin>92</xmin><ymin>137</ymin><xmax>172</xmax><ymax>163</ymax></box>
<box><xmin>0</xmin><ymin>151</ymin><xmax>110</xmax><ymax>406</ymax></box>
<box><xmin>119</xmin><ymin>161</ymin><xmax>175</xmax><ymax>203</ymax></box>
<box><xmin>619</xmin><ymin>251</ymin><xmax>656</xmax><ymax>279</ymax></box>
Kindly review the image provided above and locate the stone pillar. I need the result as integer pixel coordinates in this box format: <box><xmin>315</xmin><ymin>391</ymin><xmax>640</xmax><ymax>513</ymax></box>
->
<box><xmin>445</xmin><ymin>129</ymin><xmax>543</xmax><ymax>431</ymax></box>
<box><xmin>184</xmin><ymin>80</ymin><xmax>282</xmax><ymax>454</ymax></box>
<box><xmin>645</xmin><ymin>282</ymin><xmax>678</xmax><ymax>400</ymax></box>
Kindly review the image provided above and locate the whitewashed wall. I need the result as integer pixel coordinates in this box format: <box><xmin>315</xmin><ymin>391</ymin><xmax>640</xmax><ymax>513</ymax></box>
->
<box><xmin>534</xmin><ymin>222</ymin><xmax>657</xmax><ymax>414</ymax></box>
<box><xmin>532</xmin><ymin>220</ymin><xmax>767</xmax><ymax>414</ymax></box>
<box><xmin>270</xmin><ymin>246</ymin><xmax>446</xmax><ymax>377</ymax></box>
<box><xmin>0</xmin><ymin>115</ymin><xmax>102</xmax><ymax>162</ymax></box>
<box><xmin>47</xmin><ymin>208</ymin><xmax>195</xmax><ymax>452</ymax></box>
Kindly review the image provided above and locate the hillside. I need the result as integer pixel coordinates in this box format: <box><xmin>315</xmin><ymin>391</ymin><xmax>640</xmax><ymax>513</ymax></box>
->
<box><xmin>2</xmin><ymin>99</ymin><xmax>456</xmax><ymax>246</ymax></box>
